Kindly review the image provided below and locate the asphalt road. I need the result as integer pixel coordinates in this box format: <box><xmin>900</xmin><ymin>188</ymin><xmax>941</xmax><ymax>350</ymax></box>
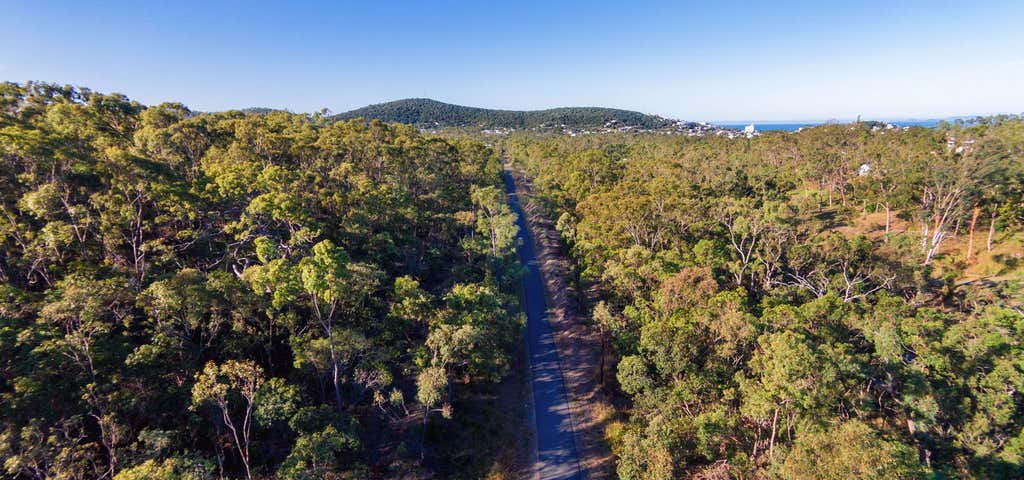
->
<box><xmin>504</xmin><ymin>169</ymin><xmax>583</xmax><ymax>480</ymax></box>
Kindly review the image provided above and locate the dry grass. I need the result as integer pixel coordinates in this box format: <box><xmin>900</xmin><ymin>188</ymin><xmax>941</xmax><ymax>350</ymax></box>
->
<box><xmin>842</xmin><ymin>210</ymin><xmax>1024</xmax><ymax>284</ymax></box>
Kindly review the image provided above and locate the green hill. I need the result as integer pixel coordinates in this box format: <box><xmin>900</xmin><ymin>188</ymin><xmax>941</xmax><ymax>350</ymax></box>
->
<box><xmin>332</xmin><ymin>98</ymin><xmax>675</xmax><ymax>129</ymax></box>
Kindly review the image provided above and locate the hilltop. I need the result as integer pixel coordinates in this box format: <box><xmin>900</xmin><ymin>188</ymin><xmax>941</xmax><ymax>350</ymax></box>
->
<box><xmin>332</xmin><ymin>98</ymin><xmax>679</xmax><ymax>131</ymax></box>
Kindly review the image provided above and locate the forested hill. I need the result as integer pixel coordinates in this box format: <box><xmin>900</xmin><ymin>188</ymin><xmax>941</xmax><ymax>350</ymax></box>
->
<box><xmin>332</xmin><ymin>98</ymin><xmax>676</xmax><ymax>129</ymax></box>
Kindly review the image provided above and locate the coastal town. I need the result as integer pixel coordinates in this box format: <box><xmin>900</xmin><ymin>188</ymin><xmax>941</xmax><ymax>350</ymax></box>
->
<box><xmin>481</xmin><ymin>118</ymin><xmax>750</xmax><ymax>137</ymax></box>
<box><xmin>480</xmin><ymin>118</ymin><xmax>917</xmax><ymax>138</ymax></box>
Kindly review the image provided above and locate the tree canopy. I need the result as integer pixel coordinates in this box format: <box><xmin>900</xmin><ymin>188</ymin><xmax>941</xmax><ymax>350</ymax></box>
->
<box><xmin>504</xmin><ymin>116</ymin><xmax>1024</xmax><ymax>479</ymax></box>
<box><xmin>0</xmin><ymin>81</ymin><xmax>523</xmax><ymax>479</ymax></box>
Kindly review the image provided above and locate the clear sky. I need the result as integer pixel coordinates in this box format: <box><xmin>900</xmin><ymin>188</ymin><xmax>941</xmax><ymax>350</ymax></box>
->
<box><xmin>2</xmin><ymin>0</ymin><xmax>1022</xmax><ymax>122</ymax></box>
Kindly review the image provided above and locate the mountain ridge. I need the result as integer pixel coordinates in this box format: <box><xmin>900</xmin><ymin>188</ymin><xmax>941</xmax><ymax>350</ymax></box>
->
<box><xmin>331</xmin><ymin>98</ymin><xmax>678</xmax><ymax>130</ymax></box>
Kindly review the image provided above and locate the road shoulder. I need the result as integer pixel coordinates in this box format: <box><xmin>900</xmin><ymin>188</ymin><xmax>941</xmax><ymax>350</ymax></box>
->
<box><xmin>508</xmin><ymin>167</ymin><xmax>617</xmax><ymax>480</ymax></box>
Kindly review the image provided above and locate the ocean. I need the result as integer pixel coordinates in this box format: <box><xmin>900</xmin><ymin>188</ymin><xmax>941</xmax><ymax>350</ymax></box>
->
<box><xmin>717</xmin><ymin>120</ymin><xmax>942</xmax><ymax>132</ymax></box>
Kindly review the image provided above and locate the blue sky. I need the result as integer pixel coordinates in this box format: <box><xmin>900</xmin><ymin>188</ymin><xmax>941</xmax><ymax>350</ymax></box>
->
<box><xmin>2</xmin><ymin>0</ymin><xmax>1022</xmax><ymax>121</ymax></box>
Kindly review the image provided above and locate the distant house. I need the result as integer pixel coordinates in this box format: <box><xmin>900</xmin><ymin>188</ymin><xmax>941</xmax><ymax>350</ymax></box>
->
<box><xmin>946</xmin><ymin>137</ymin><xmax>975</xmax><ymax>154</ymax></box>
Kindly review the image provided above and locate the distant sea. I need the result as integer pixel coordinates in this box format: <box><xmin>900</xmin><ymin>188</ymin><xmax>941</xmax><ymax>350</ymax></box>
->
<box><xmin>717</xmin><ymin>120</ymin><xmax>942</xmax><ymax>132</ymax></box>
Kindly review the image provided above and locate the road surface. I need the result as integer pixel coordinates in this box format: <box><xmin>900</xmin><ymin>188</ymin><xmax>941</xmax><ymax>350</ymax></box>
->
<box><xmin>504</xmin><ymin>168</ymin><xmax>583</xmax><ymax>480</ymax></box>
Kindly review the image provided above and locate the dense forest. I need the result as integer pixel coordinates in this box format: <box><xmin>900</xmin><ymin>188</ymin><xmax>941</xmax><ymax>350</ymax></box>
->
<box><xmin>504</xmin><ymin>118</ymin><xmax>1024</xmax><ymax>479</ymax></box>
<box><xmin>3</xmin><ymin>79</ymin><xmax>1024</xmax><ymax>480</ymax></box>
<box><xmin>332</xmin><ymin>99</ymin><xmax>675</xmax><ymax>130</ymax></box>
<box><xmin>0</xmin><ymin>82</ymin><xmax>527</xmax><ymax>479</ymax></box>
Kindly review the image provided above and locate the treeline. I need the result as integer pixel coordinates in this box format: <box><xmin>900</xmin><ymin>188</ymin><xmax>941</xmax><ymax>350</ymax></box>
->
<box><xmin>0</xmin><ymin>82</ymin><xmax>525</xmax><ymax>479</ymax></box>
<box><xmin>504</xmin><ymin>119</ymin><xmax>1024</xmax><ymax>479</ymax></box>
<box><xmin>333</xmin><ymin>98</ymin><xmax>675</xmax><ymax>130</ymax></box>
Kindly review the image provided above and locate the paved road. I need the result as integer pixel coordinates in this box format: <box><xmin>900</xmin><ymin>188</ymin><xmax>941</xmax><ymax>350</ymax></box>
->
<box><xmin>504</xmin><ymin>169</ymin><xmax>583</xmax><ymax>480</ymax></box>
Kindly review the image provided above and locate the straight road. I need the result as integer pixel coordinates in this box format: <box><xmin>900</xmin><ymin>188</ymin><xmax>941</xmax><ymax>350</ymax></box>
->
<box><xmin>504</xmin><ymin>168</ymin><xmax>583</xmax><ymax>480</ymax></box>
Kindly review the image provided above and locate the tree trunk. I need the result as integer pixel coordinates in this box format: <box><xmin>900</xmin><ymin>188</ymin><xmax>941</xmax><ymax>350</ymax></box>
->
<box><xmin>421</xmin><ymin>405</ymin><xmax>429</xmax><ymax>461</ymax></box>
<box><xmin>94</xmin><ymin>415</ymin><xmax>118</xmax><ymax>479</ymax></box>
<box><xmin>490</xmin><ymin>225</ymin><xmax>497</xmax><ymax>257</ymax></box>
<box><xmin>241</xmin><ymin>445</ymin><xmax>252</xmax><ymax>480</ymax></box>
<box><xmin>222</xmin><ymin>409</ymin><xmax>252</xmax><ymax>480</ymax></box>
<box><xmin>769</xmin><ymin>407</ymin><xmax>780</xmax><ymax>460</ymax></box>
<box><xmin>752</xmin><ymin>426</ymin><xmax>761</xmax><ymax>459</ymax></box>
<box><xmin>921</xmin><ymin>221</ymin><xmax>930</xmax><ymax>253</ymax></box>
<box><xmin>988</xmin><ymin>210</ymin><xmax>998</xmax><ymax>252</ymax></box>
<box><xmin>316</xmin><ymin>299</ymin><xmax>345</xmax><ymax>416</ymax></box>
<box><xmin>574</xmin><ymin>260</ymin><xmax>583</xmax><ymax>311</ymax></box>
<box><xmin>326</xmin><ymin>329</ymin><xmax>345</xmax><ymax>416</ymax></box>
<box><xmin>884</xmin><ymin>203</ymin><xmax>891</xmax><ymax>236</ymax></box>
<box><xmin>966</xmin><ymin>206</ymin><xmax>979</xmax><ymax>262</ymax></box>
